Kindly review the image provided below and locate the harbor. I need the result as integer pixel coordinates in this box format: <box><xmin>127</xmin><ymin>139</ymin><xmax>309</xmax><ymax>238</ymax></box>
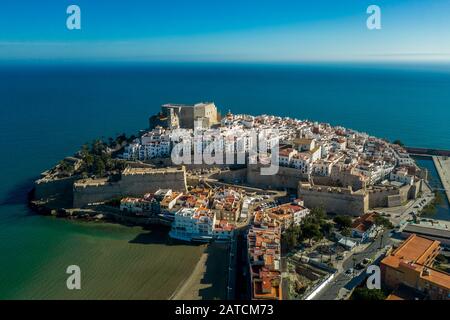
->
<box><xmin>433</xmin><ymin>156</ymin><xmax>450</xmax><ymax>207</ymax></box>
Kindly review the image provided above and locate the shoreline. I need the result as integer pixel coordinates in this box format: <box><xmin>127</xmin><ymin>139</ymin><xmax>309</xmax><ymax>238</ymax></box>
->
<box><xmin>433</xmin><ymin>156</ymin><xmax>450</xmax><ymax>205</ymax></box>
<box><xmin>170</xmin><ymin>242</ymin><xmax>230</xmax><ymax>300</ymax></box>
<box><xmin>170</xmin><ymin>247</ymin><xmax>209</xmax><ymax>300</ymax></box>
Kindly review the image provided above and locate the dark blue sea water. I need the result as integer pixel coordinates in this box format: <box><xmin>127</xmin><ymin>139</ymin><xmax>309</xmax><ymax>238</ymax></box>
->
<box><xmin>0</xmin><ymin>62</ymin><xmax>449</xmax><ymax>298</ymax></box>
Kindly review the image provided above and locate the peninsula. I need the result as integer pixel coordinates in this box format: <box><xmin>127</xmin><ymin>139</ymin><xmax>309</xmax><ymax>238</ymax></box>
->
<box><xmin>29</xmin><ymin>101</ymin><xmax>450</xmax><ymax>300</ymax></box>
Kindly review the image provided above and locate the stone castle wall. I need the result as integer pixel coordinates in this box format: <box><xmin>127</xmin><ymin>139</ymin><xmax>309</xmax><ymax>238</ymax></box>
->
<box><xmin>73</xmin><ymin>167</ymin><xmax>187</xmax><ymax>208</ymax></box>
<box><xmin>246</xmin><ymin>165</ymin><xmax>307</xmax><ymax>190</ymax></box>
<box><xmin>34</xmin><ymin>175</ymin><xmax>80</xmax><ymax>201</ymax></box>
<box><xmin>368</xmin><ymin>180</ymin><xmax>421</xmax><ymax>208</ymax></box>
<box><xmin>73</xmin><ymin>181</ymin><xmax>123</xmax><ymax>208</ymax></box>
<box><xmin>298</xmin><ymin>184</ymin><xmax>368</xmax><ymax>216</ymax></box>
<box><xmin>210</xmin><ymin>168</ymin><xmax>248</xmax><ymax>184</ymax></box>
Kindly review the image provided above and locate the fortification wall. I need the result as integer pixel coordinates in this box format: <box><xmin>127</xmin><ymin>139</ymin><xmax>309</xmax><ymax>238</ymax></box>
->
<box><xmin>120</xmin><ymin>168</ymin><xmax>187</xmax><ymax>194</ymax></box>
<box><xmin>73</xmin><ymin>167</ymin><xmax>187</xmax><ymax>208</ymax></box>
<box><xmin>329</xmin><ymin>167</ymin><xmax>365</xmax><ymax>190</ymax></box>
<box><xmin>410</xmin><ymin>180</ymin><xmax>422</xmax><ymax>198</ymax></box>
<box><xmin>73</xmin><ymin>181</ymin><xmax>123</xmax><ymax>208</ymax></box>
<box><xmin>312</xmin><ymin>173</ymin><xmax>364</xmax><ymax>191</ymax></box>
<box><xmin>210</xmin><ymin>168</ymin><xmax>248</xmax><ymax>184</ymax></box>
<box><xmin>34</xmin><ymin>175</ymin><xmax>79</xmax><ymax>200</ymax></box>
<box><xmin>368</xmin><ymin>184</ymin><xmax>413</xmax><ymax>208</ymax></box>
<box><xmin>247</xmin><ymin>165</ymin><xmax>307</xmax><ymax>190</ymax></box>
<box><xmin>297</xmin><ymin>184</ymin><xmax>368</xmax><ymax>216</ymax></box>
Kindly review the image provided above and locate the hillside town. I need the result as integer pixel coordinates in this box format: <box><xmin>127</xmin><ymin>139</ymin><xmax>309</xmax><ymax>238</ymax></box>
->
<box><xmin>30</xmin><ymin>102</ymin><xmax>450</xmax><ymax>300</ymax></box>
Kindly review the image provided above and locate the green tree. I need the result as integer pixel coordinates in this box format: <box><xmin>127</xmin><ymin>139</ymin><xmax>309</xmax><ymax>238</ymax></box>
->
<box><xmin>108</xmin><ymin>137</ymin><xmax>115</xmax><ymax>148</ymax></box>
<box><xmin>392</xmin><ymin>139</ymin><xmax>405</xmax><ymax>147</ymax></box>
<box><xmin>283</xmin><ymin>229</ymin><xmax>298</xmax><ymax>251</ymax></box>
<box><xmin>301</xmin><ymin>222</ymin><xmax>323</xmax><ymax>244</ymax></box>
<box><xmin>374</xmin><ymin>215</ymin><xmax>393</xmax><ymax>229</ymax></box>
<box><xmin>282</xmin><ymin>224</ymin><xmax>303</xmax><ymax>251</ymax></box>
<box><xmin>351</xmin><ymin>288</ymin><xmax>386</xmax><ymax>300</ymax></box>
<box><xmin>310</xmin><ymin>206</ymin><xmax>326</xmax><ymax>222</ymax></box>
<box><xmin>320</xmin><ymin>222</ymin><xmax>334</xmax><ymax>236</ymax></box>
<box><xmin>93</xmin><ymin>157</ymin><xmax>105</xmax><ymax>176</ymax></box>
<box><xmin>58</xmin><ymin>160</ymin><xmax>74</xmax><ymax>173</ymax></box>
<box><xmin>333</xmin><ymin>215</ymin><xmax>352</xmax><ymax>229</ymax></box>
<box><xmin>116</xmin><ymin>133</ymin><xmax>128</xmax><ymax>145</ymax></box>
<box><xmin>341</xmin><ymin>227</ymin><xmax>351</xmax><ymax>237</ymax></box>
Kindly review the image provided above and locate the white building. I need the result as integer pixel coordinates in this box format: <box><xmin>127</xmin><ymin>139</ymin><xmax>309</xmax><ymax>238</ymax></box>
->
<box><xmin>123</xmin><ymin>142</ymin><xmax>140</xmax><ymax>160</ymax></box>
<box><xmin>291</xmin><ymin>153</ymin><xmax>312</xmax><ymax>174</ymax></box>
<box><xmin>120</xmin><ymin>197</ymin><xmax>151</xmax><ymax>214</ymax></box>
<box><xmin>390</xmin><ymin>168</ymin><xmax>414</xmax><ymax>185</ymax></box>
<box><xmin>169</xmin><ymin>207</ymin><xmax>214</xmax><ymax>242</ymax></box>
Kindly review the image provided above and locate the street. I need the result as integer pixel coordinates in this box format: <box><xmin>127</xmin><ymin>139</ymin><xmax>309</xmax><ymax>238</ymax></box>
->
<box><xmin>313</xmin><ymin>229</ymin><xmax>392</xmax><ymax>300</ymax></box>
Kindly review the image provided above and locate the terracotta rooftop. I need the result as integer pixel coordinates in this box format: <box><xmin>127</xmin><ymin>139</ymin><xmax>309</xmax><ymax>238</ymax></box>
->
<box><xmin>383</xmin><ymin>234</ymin><xmax>439</xmax><ymax>267</ymax></box>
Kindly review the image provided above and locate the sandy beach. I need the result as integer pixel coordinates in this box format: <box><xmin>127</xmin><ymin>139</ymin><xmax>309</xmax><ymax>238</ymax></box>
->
<box><xmin>171</xmin><ymin>242</ymin><xmax>230</xmax><ymax>300</ymax></box>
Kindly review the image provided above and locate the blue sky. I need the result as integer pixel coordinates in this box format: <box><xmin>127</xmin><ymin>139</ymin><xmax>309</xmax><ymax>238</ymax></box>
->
<box><xmin>1</xmin><ymin>0</ymin><xmax>450</xmax><ymax>62</ymax></box>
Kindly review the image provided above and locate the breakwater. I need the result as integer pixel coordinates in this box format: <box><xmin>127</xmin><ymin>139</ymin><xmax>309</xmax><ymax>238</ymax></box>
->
<box><xmin>406</xmin><ymin>147</ymin><xmax>450</xmax><ymax>157</ymax></box>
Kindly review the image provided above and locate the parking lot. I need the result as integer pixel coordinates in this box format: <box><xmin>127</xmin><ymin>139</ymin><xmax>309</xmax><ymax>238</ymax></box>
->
<box><xmin>377</xmin><ymin>190</ymin><xmax>434</xmax><ymax>227</ymax></box>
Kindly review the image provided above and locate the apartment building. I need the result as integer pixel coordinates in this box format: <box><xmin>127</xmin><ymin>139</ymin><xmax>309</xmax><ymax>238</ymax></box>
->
<box><xmin>247</xmin><ymin>210</ymin><xmax>283</xmax><ymax>300</ymax></box>
<box><xmin>381</xmin><ymin>234</ymin><xmax>450</xmax><ymax>300</ymax></box>
<box><xmin>120</xmin><ymin>197</ymin><xmax>151</xmax><ymax>214</ymax></box>
<box><xmin>169</xmin><ymin>207</ymin><xmax>214</xmax><ymax>242</ymax></box>
<box><xmin>265</xmin><ymin>202</ymin><xmax>310</xmax><ymax>229</ymax></box>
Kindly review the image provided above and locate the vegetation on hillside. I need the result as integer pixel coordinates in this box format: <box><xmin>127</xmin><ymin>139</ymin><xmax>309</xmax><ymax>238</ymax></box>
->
<box><xmin>78</xmin><ymin>139</ymin><xmax>126</xmax><ymax>178</ymax></box>
<box><xmin>57</xmin><ymin>159</ymin><xmax>75</xmax><ymax>176</ymax></box>
<box><xmin>392</xmin><ymin>139</ymin><xmax>405</xmax><ymax>147</ymax></box>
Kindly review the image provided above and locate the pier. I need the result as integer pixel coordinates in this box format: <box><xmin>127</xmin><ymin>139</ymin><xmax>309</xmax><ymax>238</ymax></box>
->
<box><xmin>405</xmin><ymin>146</ymin><xmax>450</xmax><ymax>157</ymax></box>
<box><xmin>433</xmin><ymin>156</ymin><xmax>450</xmax><ymax>203</ymax></box>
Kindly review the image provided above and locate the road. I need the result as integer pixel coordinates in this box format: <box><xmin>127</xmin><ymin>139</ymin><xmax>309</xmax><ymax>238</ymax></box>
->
<box><xmin>313</xmin><ymin>229</ymin><xmax>392</xmax><ymax>300</ymax></box>
<box><xmin>381</xmin><ymin>190</ymin><xmax>434</xmax><ymax>226</ymax></box>
<box><xmin>234</xmin><ymin>226</ymin><xmax>252</xmax><ymax>300</ymax></box>
<box><xmin>433</xmin><ymin>156</ymin><xmax>450</xmax><ymax>204</ymax></box>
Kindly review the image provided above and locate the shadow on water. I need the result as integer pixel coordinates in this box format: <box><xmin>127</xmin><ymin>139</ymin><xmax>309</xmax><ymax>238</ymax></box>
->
<box><xmin>0</xmin><ymin>177</ymin><xmax>37</xmax><ymax>206</ymax></box>
<box><xmin>128</xmin><ymin>226</ymin><xmax>204</xmax><ymax>247</ymax></box>
<box><xmin>198</xmin><ymin>242</ymin><xmax>229</xmax><ymax>300</ymax></box>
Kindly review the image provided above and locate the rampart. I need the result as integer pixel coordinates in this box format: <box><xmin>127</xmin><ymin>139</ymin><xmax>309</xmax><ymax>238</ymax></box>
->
<box><xmin>297</xmin><ymin>183</ymin><xmax>368</xmax><ymax>216</ymax></box>
<box><xmin>34</xmin><ymin>174</ymin><xmax>80</xmax><ymax>201</ymax></box>
<box><xmin>246</xmin><ymin>164</ymin><xmax>308</xmax><ymax>190</ymax></box>
<box><xmin>73</xmin><ymin>166</ymin><xmax>187</xmax><ymax>208</ymax></box>
<box><xmin>368</xmin><ymin>180</ymin><xmax>422</xmax><ymax>208</ymax></box>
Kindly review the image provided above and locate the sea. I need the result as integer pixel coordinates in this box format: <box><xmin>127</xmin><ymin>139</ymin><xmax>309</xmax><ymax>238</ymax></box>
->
<box><xmin>0</xmin><ymin>62</ymin><xmax>449</xmax><ymax>299</ymax></box>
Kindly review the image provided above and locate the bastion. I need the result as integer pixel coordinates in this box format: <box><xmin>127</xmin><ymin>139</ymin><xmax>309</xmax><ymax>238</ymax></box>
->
<box><xmin>298</xmin><ymin>182</ymin><xmax>369</xmax><ymax>216</ymax></box>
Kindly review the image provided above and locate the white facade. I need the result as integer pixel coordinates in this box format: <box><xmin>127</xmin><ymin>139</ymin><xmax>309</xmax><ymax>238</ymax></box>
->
<box><xmin>169</xmin><ymin>208</ymin><xmax>214</xmax><ymax>242</ymax></box>
<box><xmin>120</xmin><ymin>198</ymin><xmax>151</xmax><ymax>213</ymax></box>
<box><xmin>390</xmin><ymin>169</ymin><xmax>414</xmax><ymax>185</ymax></box>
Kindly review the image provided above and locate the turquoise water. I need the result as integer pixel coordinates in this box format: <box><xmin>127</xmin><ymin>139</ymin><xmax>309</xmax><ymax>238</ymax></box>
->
<box><xmin>415</xmin><ymin>157</ymin><xmax>450</xmax><ymax>221</ymax></box>
<box><xmin>1</xmin><ymin>62</ymin><xmax>450</xmax><ymax>298</ymax></box>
